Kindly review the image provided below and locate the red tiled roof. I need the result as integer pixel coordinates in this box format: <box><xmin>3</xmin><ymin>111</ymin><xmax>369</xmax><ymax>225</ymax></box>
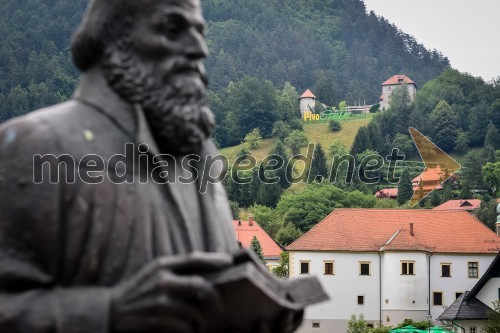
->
<box><xmin>233</xmin><ymin>219</ymin><xmax>282</xmax><ymax>258</ymax></box>
<box><xmin>299</xmin><ymin>89</ymin><xmax>316</xmax><ymax>99</ymax></box>
<box><xmin>287</xmin><ymin>209</ymin><xmax>500</xmax><ymax>253</ymax></box>
<box><xmin>375</xmin><ymin>188</ymin><xmax>398</xmax><ymax>198</ymax></box>
<box><xmin>433</xmin><ymin>199</ymin><xmax>482</xmax><ymax>211</ymax></box>
<box><xmin>413</xmin><ymin>166</ymin><xmax>444</xmax><ymax>183</ymax></box>
<box><xmin>382</xmin><ymin>75</ymin><xmax>416</xmax><ymax>86</ymax></box>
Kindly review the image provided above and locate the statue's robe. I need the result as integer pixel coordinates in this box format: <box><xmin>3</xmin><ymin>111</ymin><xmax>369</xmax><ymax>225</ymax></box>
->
<box><xmin>0</xmin><ymin>68</ymin><xmax>237</xmax><ymax>333</ymax></box>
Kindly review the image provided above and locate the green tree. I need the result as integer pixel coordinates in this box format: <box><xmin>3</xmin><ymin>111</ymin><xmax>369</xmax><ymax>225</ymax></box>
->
<box><xmin>285</xmin><ymin>130</ymin><xmax>309</xmax><ymax>155</ymax></box>
<box><xmin>468</xmin><ymin>102</ymin><xmax>490</xmax><ymax>147</ymax></box>
<box><xmin>454</xmin><ymin>130</ymin><xmax>469</xmax><ymax>154</ymax></box>
<box><xmin>229</xmin><ymin>200</ymin><xmax>240</xmax><ymax>219</ymax></box>
<box><xmin>338</xmin><ymin>100</ymin><xmax>348</xmax><ymax>111</ymax></box>
<box><xmin>276</xmin><ymin>223</ymin><xmax>303</xmax><ymax>246</ymax></box>
<box><xmin>255</xmin><ymin>182</ymin><xmax>282</xmax><ymax>208</ymax></box>
<box><xmin>429</xmin><ymin>100</ymin><xmax>458</xmax><ymax>153</ymax></box>
<box><xmin>271</xmin><ymin>252</ymin><xmax>289</xmax><ymax>278</ymax></box>
<box><xmin>329</xmin><ymin>120</ymin><xmax>342</xmax><ymax>132</ymax></box>
<box><xmin>476</xmin><ymin>200</ymin><xmax>497</xmax><ymax>231</ymax></box>
<box><xmin>485</xmin><ymin>121</ymin><xmax>500</xmax><ymax>150</ymax></box>
<box><xmin>397</xmin><ymin>168</ymin><xmax>413</xmax><ymax>205</ymax></box>
<box><xmin>249</xmin><ymin>236</ymin><xmax>267</xmax><ymax>265</ymax></box>
<box><xmin>270</xmin><ymin>141</ymin><xmax>292</xmax><ymax>189</ymax></box>
<box><xmin>243</xmin><ymin>128</ymin><xmax>263</xmax><ymax>149</ymax></box>
<box><xmin>249</xmin><ymin>204</ymin><xmax>282</xmax><ymax>238</ymax></box>
<box><xmin>309</xmin><ymin>143</ymin><xmax>328</xmax><ymax>183</ymax></box>
<box><xmin>272</xmin><ymin>121</ymin><xmax>292</xmax><ymax>141</ymax></box>
<box><xmin>483</xmin><ymin>162</ymin><xmax>500</xmax><ymax>195</ymax></box>
<box><xmin>391</xmin><ymin>133</ymin><xmax>415</xmax><ymax>158</ymax></box>
<box><xmin>429</xmin><ymin>189</ymin><xmax>441</xmax><ymax>206</ymax></box>
<box><xmin>461</xmin><ymin>151</ymin><xmax>485</xmax><ymax>190</ymax></box>
<box><xmin>347</xmin><ymin>314</ymin><xmax>369</xmax><ymax>333</ymax></box>
<box><xmin>484</xmin><ymin>300</ymin><xmax>500</xmax><ymax>333</ymax></box>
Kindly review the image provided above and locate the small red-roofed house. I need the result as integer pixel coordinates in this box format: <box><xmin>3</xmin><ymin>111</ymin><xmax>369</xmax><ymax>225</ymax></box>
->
<box><xmin>375</xmin><ymin>188</ymin><xmax>398</xmax><ymax>199</ymax></box>
<box><xmin>433</xmin><ymin>199</ymin><xmax>482</xmax><ymax>212</ymax></box>
<box><xmin>287</xmin><ymin>209</ymin><xmax>500</xmax><ymax>333</ymax></box>
<box><xmin>233</xmin><ymin>215</ymin><xmax>283</xmax><ymax>269</ymax></box>
<box><xmin>380</xmin><ymin>74</ymin><xmax>417</xmax><ymax>110</ymax></box>
<box><xmin>412</xmin><ymin>166</ymin><xmax>445</xmax><ymax>193</ymax></box>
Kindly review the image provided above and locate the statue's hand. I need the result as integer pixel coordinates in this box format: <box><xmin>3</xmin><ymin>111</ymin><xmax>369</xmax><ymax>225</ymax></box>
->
<box><xmin>110</xmin><ymin>252</ymin><xmax>232</xmax><ymax>333</ymax></box>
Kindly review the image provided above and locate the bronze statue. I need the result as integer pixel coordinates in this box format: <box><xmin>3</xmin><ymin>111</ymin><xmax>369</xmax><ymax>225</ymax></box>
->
<box><xmin>0</xmin><ymin>0</ymin><xmax>325</xmax><ymax>332</ymax></box>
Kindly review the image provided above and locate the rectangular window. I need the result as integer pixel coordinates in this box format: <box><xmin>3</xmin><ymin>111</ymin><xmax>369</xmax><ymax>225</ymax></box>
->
<box><xmin>402</xmin><ymin>261</ymin><xmax>415</xmax><ymax>275</ymax></box>
<box><xmin>468</xmin><ymin>262</ymin><xmax>478</xmax><ymax>278</ymax></box>
<box><xmin>324</xmin><ymin>262</ymin><xmax>334</xmax><ymax>275</ymax></box>
<box><xmin>358</xmin><ymin>295</ymin><xmax>364</xmax><ymax>305</ymax></box>
<box><xmin>360</xmin><ymin>262</ymin><xmax>371</xmax><ymax>275</ymax></box>
<box><xmin>441</xmin><ymin>264</ymin><xmax>451</xmax><ymax>277</ymax></box>
<box><xmin>469</xmin><ymin>327</ymin><xmax>476</xmax><ymax>333</ymax></box>
<box><xmin>433</xmin><ymin>292</ymin><xmax>443</xmax><ymax>306</ymax></box>
<box><xmin>456</xmin><ymin>292</ymin><xmax>463</xmax><ymax>299</ymax></box>
<box><xmin>312</xmin><ymin>322</ymin><xmax>320</xmax><ymax>328</ymax></box>
<box><xmin>300</xmin><ymin>261</ymin><xmax>309</xmax><ymax>274</ymax></box>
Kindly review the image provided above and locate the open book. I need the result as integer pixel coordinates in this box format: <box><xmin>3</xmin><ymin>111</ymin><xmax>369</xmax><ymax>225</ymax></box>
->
<box><xmin>203</xmin><ymin>250</ymin><xmax>329</xmax><ymax>332</ymax></box>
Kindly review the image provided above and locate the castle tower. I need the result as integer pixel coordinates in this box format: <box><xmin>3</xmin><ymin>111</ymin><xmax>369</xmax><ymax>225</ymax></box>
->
<box><xmin>299</xmin><ymin>89</ymin><xmax>316</xmax><ymax>116</ymax></box>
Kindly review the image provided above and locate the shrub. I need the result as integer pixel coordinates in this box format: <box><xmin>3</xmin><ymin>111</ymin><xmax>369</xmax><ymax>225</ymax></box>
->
<box><xmin>329</xmin><ymin>120</ymin><xmax>342</xmax><ymax>132</ymax></box>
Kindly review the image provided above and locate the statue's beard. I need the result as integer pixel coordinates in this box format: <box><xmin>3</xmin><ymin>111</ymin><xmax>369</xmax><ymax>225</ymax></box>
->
<box><xmin>101</xmin><ymin>39</ymin><xmax>214</xmax><ymax>156</ymax></box>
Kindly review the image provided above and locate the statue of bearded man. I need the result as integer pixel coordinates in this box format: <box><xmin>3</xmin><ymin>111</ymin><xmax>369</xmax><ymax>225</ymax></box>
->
<box><xmin>0</xmin><ymin>0</ymin><xmax>303</xmax><ymax>332</ymax></box>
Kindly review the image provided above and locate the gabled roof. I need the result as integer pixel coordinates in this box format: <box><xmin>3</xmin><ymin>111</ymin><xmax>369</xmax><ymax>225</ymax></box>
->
<box><xmin>299</xmin><ymin>89</ymin><xmax>316</xmax><ymax>99</ymax></box>
<box><xmin>233</xmin><ymin>219</ymin><xmax>283</xmax><ymax>259</ymax></box>
<box><xmin>286</xmin><ymin>209</ymin><xmax>500</xmax><ymax>253</ymax></box>
<box><xmin>466</xmin><ymin>252</ymin><xmax>500</xmax><ymax>301</ymax></box>
<box><xmin>437</xmin><ymin>291</ymin><xmax>494</xmax><ymax>321</ymax></box>
<box><xmin>413</xmin><ymin>166</ymin><xmax>445</xmax><ymax>183</ymax></box>
<box><xmin>382</xmin><ymin>74</ymin><xmax>416</xmax><ymax>87</ymax></box>
<box><xmin>433</xmin><ymin>199</ymin><xmax>482</xmax><ymax>211</ymax></box>
<box><xmin>375</xmin><ymin>188</ymin><xmax>398</xmax><ymax>198</ymax></box>
<box><xmin>380</xmin><ymin>229</ymin><xmax>431</xmax><ymax>252</ymax></box>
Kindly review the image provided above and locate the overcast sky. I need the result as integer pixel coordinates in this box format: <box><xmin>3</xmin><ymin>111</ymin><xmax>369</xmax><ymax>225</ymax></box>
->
<box><xmin>363</xmin><ymin>0</ymin><xmax>500</xmax><ymax>82</ymax></box>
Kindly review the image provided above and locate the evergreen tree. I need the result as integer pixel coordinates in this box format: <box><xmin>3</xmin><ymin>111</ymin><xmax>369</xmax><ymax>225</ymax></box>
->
<box><xmin>350</xmin><ymin>126</ymin><xmax>369</xmax><ymax>155</ymax></box>
<box><xmin>454</xmin><ymin>130</ymin><xmax>469</xmax><ymax>154</ymax></box>
<box><xmin>249</xmin><ymin>236</ymin><xmax>267</xmax><ymax>265</ymax></box>
<box><xmin>485</xmin><ymin>121</ymin><xmax>500</xmax><ymax>150</ymax></box>
<box><xmin>270</xmin><ymin>141</ymin><xmax>292</xmax><ymax>189</ymax></box>
<box><xmin>397</xmin><ymin>168</ymin><xmax>413</xmax><ymax>205</ymax></box>
<box><xmin>430</xmin><ymin>190</ymin><xmax>441</xmax><ymax>207</ymax></box>
<box><xmin>429</xmin><ymin>100</ymin><xmax>458</xmax><ymax>153</ymax></box>
<box><xmin>468</xmin><ymin>102</ymin><xmax>490</xmax><ymax>147</ymax></box>
<box><xmin>309</xmin><ymin>143</ymin><xmax>328</xmax><ymax>183</ymax></box>
<box><xmin>255</xmin><ymin>181</ymin><xmax>282</xmax><ymax>208</ymax></box>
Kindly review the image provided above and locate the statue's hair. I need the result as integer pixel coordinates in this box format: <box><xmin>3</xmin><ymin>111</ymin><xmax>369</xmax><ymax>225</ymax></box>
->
<box><xmin>71</xmin><ymin>0</ymin><xmax>133</xmax><ymax>71</ymax></box>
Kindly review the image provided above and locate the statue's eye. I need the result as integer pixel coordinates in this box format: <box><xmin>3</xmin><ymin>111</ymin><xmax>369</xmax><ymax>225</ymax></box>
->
<box><xmin>158</xmin><ymin>14</ymin><xmax>188</xmax><ymax>39</ymax></box>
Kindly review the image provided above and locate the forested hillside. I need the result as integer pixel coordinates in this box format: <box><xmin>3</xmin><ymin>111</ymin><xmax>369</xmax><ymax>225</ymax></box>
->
<box><xmin>0</xmin><ymin>0</ymin><xmax>450</xmax><ymax>125</ymax></box>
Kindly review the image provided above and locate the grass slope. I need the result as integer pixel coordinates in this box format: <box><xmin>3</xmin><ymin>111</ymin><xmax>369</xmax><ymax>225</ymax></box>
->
<box><xmin>219</xmin><ymin>114</ymin><xmax>373</xmax><ymax>164</ymax></box>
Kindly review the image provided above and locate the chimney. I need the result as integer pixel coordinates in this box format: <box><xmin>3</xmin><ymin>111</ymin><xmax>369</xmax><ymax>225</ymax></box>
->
<box><xmin>249</xmin><ymin>214</ymin><xmax>254</xmax><ymax>226</ymax></box>
<box><xmin>409</xmin><ymin>223</ymin><xmax>414</xmax><ymax>236</ymax></box>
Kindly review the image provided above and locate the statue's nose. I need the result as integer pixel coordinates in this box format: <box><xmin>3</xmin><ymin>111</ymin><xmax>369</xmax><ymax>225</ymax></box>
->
<box><xmin>184</xmin><ymin>28</ymin><xmax>208</xmax><ymax>60</ymax></box>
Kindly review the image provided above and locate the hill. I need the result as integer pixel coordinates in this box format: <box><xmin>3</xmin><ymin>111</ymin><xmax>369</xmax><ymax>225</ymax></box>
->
<box><xmin>219</xmin><ymin>114</ymin><xmax>373</xmax><ymax>163</ymax></box>
<box><xmin>0</xmin><ymin>0</ymin><xmax>450</xmax><ymax>124</ymax></box>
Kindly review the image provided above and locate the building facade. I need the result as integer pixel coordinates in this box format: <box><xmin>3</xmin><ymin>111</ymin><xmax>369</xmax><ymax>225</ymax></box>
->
<box><xmin>287</xmin><ymin>209</ymin><xmax>500</xmax><ymax>333</ymax></box>
<box><xmin>380</xmin><ymin>75</ymin><xmax>417</xmax><ymax>110</ymax></box>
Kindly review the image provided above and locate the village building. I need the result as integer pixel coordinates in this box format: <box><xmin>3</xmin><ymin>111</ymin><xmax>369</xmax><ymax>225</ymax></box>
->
<box><xmin>412</xmin><ymin>166</ymin><xmax>445</xmax><ymax>193</ymax></box>
<box><xmin>299</xmin><ymin>89</ymin><xmax>317</xmax><ymax>116</ymax></box>
<box><xmin>438</xmin><ymin>252</ymin><xmax>500</xmax><ymax>333</ymax></box>
<box><xmin>233</xmin><ymin>215</ymin><xmax>283</xmax><ymax>269</ymax></box>
<box><xmin>433</xmin><ymin>199</ymin><xmax>482</xmax><ymax>212</ymax></box>
<box><xmin>375</xmin><ymin>188</ymin><xmax>398</xmax><ymax>199</ymax></box>
<box><xmin>287</xmin><ymin>209</ymin><xmax>500</xmax><ymax>333</ymax></box>
<box><xmin>380</xmin><ymin>75</ymin><xmax>417</xmax><ymax>110</ymax></box>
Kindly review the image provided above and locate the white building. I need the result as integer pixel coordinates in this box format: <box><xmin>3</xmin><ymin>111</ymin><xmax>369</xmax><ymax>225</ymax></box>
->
<box><xmin>379</xmin><ymin>75</ymin><xmax>417</xmax><ymax>110</ymax></box>
<box><xmin>287</xmin><ymin>209</ymin><xmax>500</xmax><ymax>333</ymax></box>
<box><xmin>438</xmin><ymin>252</ymin><xmax>500</xmax><ymax>333</ymax></box>
<box><xmin>299</xmin><ymin>89</ymin><xmax>317</xmax><ymax>116</ymax></box>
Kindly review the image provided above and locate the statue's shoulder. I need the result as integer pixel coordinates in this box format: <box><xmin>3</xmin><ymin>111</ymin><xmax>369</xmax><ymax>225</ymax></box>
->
<box><xmin>0</xmin><ymin>100</ymin><xmax>111</xmax><ymax>156</ymax></box>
